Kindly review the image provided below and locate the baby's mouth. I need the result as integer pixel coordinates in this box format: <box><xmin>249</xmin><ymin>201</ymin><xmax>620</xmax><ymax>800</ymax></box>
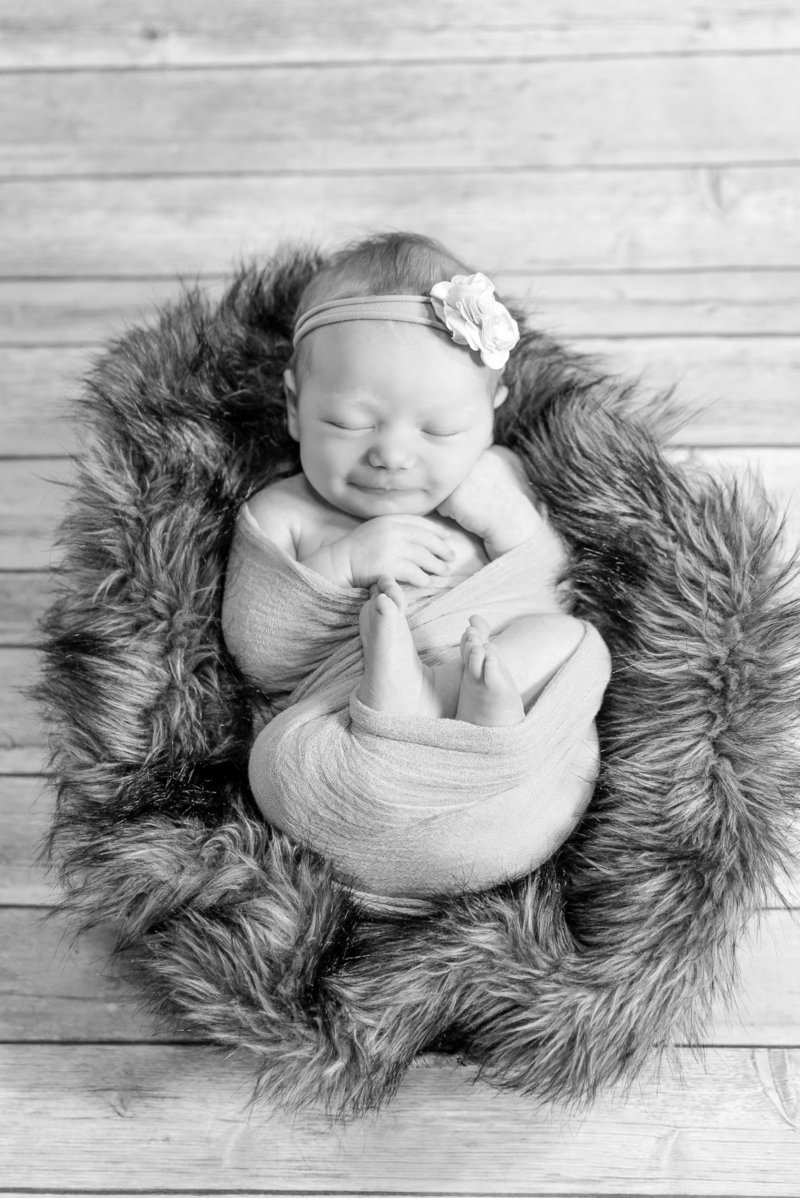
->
<box><xmin>352</xmin><ymin>479</ymin><xmax>419</xmax><ymax>493</ymax></box>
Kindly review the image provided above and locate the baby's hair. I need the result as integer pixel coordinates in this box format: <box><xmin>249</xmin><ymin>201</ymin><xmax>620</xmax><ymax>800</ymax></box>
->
<box><xmin>289</xmin><ymin>231</ymin><xmax>476</xmax><ymax>380</ymax></box>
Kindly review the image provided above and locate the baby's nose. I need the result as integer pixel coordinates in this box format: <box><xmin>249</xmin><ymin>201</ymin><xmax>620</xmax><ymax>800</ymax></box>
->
<box><xmin>367</xmin><ymin>436</ymin><xmax>416</xmax><ymax>470</ymax></box>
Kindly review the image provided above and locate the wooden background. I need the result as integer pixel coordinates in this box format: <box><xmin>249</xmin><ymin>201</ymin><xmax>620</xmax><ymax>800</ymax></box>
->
<box><xmin>1</xmin><ymin>2</ymin><xmax>799</xmax><ymax>1193</ymax></box>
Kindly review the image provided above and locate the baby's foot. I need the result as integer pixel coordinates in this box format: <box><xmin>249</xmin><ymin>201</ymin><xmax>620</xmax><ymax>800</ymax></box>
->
<box><xmin>357</xmin><ymin>577</ymin><xmax>444</xmax><ymax>718</ymax></box>
<box><xmin>456</xmin><ymin>615</ymin><xmax>525</xmax><ymax>727</ymax></box>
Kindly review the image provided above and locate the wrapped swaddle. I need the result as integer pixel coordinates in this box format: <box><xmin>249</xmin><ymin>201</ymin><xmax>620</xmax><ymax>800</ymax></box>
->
<box><xmin>222</xmin><ymin>502</ymin><xmax>611</xmax><ymax>914</ymax></box>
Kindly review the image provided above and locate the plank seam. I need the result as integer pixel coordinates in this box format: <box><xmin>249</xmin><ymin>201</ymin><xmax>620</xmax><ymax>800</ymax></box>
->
<box><xmin>0</xmin><ymin>1185</ymin><xmax>790</xmax><ymax>1197</ymax></box>
<box><xmin>4</xmin><ymin>159</ymin><xmax>800</xmax><ymax>182</ymax></box>
<box><xmin>2</xmin><ymin>46</ymin><xmax>800</xmax><ymax>73</ymax></box>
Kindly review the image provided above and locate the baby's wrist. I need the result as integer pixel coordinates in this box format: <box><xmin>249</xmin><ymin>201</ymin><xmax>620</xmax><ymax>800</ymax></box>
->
<box><xmin>482</xmin><ymin>496</ymin><xmax>541</xmax><ymax>559</ymax></box>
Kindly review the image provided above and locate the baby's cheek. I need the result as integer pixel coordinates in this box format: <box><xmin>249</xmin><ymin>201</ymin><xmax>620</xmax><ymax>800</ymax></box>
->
<box><xmin>434</xmin><ymin>469</ymin><xmax>470</xmax><ymax>506</ymax></box>
<box><xmin>452</xmin><ymin>439</ymin><xmax>490</xmax><ymax>483</ymax></box>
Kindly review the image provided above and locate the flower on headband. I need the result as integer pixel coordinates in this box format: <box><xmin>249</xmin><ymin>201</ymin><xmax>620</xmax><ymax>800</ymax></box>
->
<box><xmin>430</xmin><ymin>272</ymin><xmax>520</xmax><ymax>370</ymax></box>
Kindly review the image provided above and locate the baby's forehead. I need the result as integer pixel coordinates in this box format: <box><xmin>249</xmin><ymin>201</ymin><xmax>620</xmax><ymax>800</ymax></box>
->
<box><xmin>305</xmin><ymin>321</ymin><xmax>495</xmax><ymax>402</ymax></box>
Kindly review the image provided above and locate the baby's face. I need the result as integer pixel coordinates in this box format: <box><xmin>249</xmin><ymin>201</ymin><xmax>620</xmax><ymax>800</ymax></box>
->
<box><xmin>284</xmin><ymin>321</ymin><xmax>508</xmax><ymax>520</ymax></box>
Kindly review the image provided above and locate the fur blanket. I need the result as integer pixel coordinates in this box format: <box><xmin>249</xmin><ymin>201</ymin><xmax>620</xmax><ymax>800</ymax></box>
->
<box><xmin>36</xmin><ymin>246</ymin><xmax>800</xmax><ymax>1119</ymax></box>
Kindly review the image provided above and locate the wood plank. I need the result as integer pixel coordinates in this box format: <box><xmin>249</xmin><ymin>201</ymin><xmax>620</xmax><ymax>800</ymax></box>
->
<box><xmin>711</xmin><ymin>910</ymin><xmax>800</xmax><ymax>1044</ymax></box>
<box><xmin>1</xmin><ymin>451</ymin><xmax>797</xmax><ymax>573</ymax></box>
<box><xmin>4</xmin><ymin>341</ymin><xmax>800</xmax><ymax>457</ymax></box>
<box><xmin>2</xmin><ymin>904</ymin><xmax>797</xmax><ymax>1045</ymax></box>
<box><xmin>2</xmin><ymin>169</ymin><xmax>800</xmax><ymax>277</ymax></box>
<box><xmin>0</xmin><ymin>649</ymin><xmax>47</xmax><ymax>773</ymax></box>
<box><xmin>0</xmin><ymin>909</ymin><xmax>170</xmax><ymax>1042</ymax></box>
<box><xmin>577</xmin><ymin>337</ymin><xmax>800</xmax><ymax>444</ymax></box>
<box><xmin>0</xmin><ymin>777</ymin><xmax>53</xmax><ymax>903</ymax></box>
<box><xmin>1</xmin><ymin>1045</ymin><xmax>798</xmax><ymax>1192</ymax></box>
<box><xmin>0</xmin><ymin>346</ymin><xmax>90</xmax><ymax>456</ymax></box>
<box><xmin>2</xmin><ymin>0</ymin><xmax>798</xmax><ymax>67</ymax></box>
<box><xmin>4</xmin><ymin>273</ymin><xmax>800</xmax><ymax>345</ymax></box>
<box><xmin>0</xmin><ymin>277</ymin><xmax>215</xmax><ymax>344</ymax></box>
<box><xmin>0</xmin><ymin>573</ymin><xmax>51</xmax><ymax>645</ymax></box>
<box><xmin>525</xmin><ymin>270</ymin><xmax>800</xmax><ymax>338</ymax></box>
<box><xmin>0</xmin><ymin>458</ymin><xmax>73</xmax><ymax>572</ymax></box>
<box><xmin>5</xmin><ymin>57</ymin><xmax>800</xmax><ymax>177</ymax></box>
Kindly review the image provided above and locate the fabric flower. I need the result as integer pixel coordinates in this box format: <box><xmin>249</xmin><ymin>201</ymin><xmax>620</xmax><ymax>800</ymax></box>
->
<box><xmin>430</xmin><ymin>272</ymin><xmax>520</xmax><ymax>369</ymax></box>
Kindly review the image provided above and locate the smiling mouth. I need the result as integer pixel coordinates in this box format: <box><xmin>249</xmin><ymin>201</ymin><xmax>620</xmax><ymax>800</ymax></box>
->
<box><xmin>353</xmin><ymin>482</ymin><xmax>419</xmax><ymax>493</ymax></box>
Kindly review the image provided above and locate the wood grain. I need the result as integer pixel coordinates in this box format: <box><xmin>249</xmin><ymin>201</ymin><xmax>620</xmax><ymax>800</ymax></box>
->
<box><xmin>2</xmin><ymin>0</ymin><xmax>798</xmax><ymax>67</ymax></box>
<box><xmin>576</xmin><ymin>337</ymin><xmax>800</xmax><ymax>443</ymax></box>
<box><xmin>5</xmin><ymin>56</ymin><xmax>800</xmax><ymax>176</ymax></box>
<box><xmin>0</xmin><ymin>649</ymin><xmax>46</xmax><ymax>773</ymax></box>
<box><xmin>1</xmin><ymin>1045</ymin><xmax>798</xmax><ymax>1192</ymax></box>
<box><xmin>0</xmin><ymin>345</ymin><xmax>89</xmax><ymax>456</ymax></box>
<box><xmin>0</xmin><ymin>776</ymin><xmax>53</xmax><ymax>902</ymax></box>
<box><xmin>2</xmin><ymin>169</ymin><xmax>800</xmax><ymax>277</ymax></box>
<box><xmin>4</xmin><ymin>273</ymin><xmax>800</xmax><ymax>345</ymax></box>
<box><xmin>3</xmin><ymin>341</ymin><xmax>800</xmax><ymax>457</ymax></box>
<box><xmin>0</xmin><ymin>277</ymin><xmax>214</xmax><ymax>344</ymax></box>
<box><xmin>0</xmin><ymin>459</ymin><xmax>74</xmax><ymax>571</ymax></box>
<box><xmin>524</xmin><ymin>270</ymin><xmax>800</xmax><ymax>338</ymax></box>
<box><xmin>0</xmin><ymin>909</ymin><xmax>169</xmax><ymax>1042</ymax></box>
<box><xmin>0</xmin><ymin>573</ymin><xmax>52</xmax><ymax>645</ymax></box>
<box><xmin>2</xmin><ymin>903</ymin><xmax>797</xmax><ymax>1044</ymax></box>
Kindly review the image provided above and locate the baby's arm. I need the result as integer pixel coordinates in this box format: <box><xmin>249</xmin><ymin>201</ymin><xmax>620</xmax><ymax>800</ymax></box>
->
<box><xmin>302</xmin><ymin>517</ymin><xmax>455</xmax><ymax>589</ymax></box>
<box><xmin>437</xmin><ymin>445</ymin><xmax>544</xmax><ymax>560</ymax></box>
<box><xmin>247</xmin><ymin>485</ymin><xmax>455</xmax><ymax>589</ymax></box>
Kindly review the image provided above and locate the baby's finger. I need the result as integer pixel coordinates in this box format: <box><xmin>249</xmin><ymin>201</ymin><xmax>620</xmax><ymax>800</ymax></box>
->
<box><xmin>392</xmin><ymin>562</ymin><xmax>439</xmax><ymax>588</ymax></box>
<box><xmin>402</xmin><ymin>516</ymin><xmax>456</xmax><ymax>547</ymax></box>
<box><xmin>409</xmin><ymin>529</ymin><xmax>456</xmax><ymax>559</ymax></box>
<box><xmin>376</xmin><ymin>574</ymin><xmax>406</xmax><ymax>613</ymax></box>
<box><xmin>408</xmin><ymin>546</ymin><xmax>454</xmax><ymax>576</ymax></box>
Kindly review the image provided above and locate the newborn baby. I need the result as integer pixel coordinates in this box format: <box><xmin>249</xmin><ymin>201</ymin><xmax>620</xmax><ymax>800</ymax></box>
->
<box><xmin>247</xmin><ymin>311</ymin><xmax>583</xmax><ymax>730</ymax></box>
<box><xmin>222</xmin><ymin>231</ymin><xmax>611</xmax><ymax>913</ymax></box>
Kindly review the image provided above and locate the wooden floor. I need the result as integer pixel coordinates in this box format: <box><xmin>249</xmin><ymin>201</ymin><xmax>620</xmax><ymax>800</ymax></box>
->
<box><xmin>2</xmin><ymin>2</ymin><xmax>800</xmax><ymax>1193</ymax></box>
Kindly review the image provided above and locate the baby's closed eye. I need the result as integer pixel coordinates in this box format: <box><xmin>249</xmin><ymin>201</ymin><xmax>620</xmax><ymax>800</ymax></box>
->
<box><xmin>326</xmin><ymin>420</ymin><xmax>372</xmax><ymax>431</ymax></box>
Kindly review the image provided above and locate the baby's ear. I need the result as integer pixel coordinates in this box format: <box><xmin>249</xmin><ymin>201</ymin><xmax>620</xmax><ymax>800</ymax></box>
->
<box><xmin>283</xmin><ymin>368</ymin><xmax>300</xmax><ymax>441</ymax></box>
<box><xmin>492</xmin><ymin>382</ymin><xmax>509</xmax><ymax>410</ymax></box>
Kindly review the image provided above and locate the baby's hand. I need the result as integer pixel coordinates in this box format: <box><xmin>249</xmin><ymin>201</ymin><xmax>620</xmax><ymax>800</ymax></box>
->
<box><xmin>436</xmin><ymin>445</ymin><xmax>541</xmax><ymax>559</ymax></box>
<box><xmin>333</xmin><ymin>515</ymin><xmax>456</xmax><ymax>588</ymax></box>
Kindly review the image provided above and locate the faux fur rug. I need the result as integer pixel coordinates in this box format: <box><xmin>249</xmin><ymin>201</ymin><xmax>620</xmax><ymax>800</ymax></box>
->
<box><xmin>36</xmin><ymin>246</ymin><xmax>800</xmax><ymax>1120</ymax></box>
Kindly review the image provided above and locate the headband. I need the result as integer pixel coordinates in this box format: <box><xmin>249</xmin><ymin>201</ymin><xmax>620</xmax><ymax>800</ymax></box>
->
<box><xmin>293</xmin><ymin>295</ymin><xmax>442</xmax><ymax>345</ymax></box>
<box><xmin>291</xmin><ymin>272</ymin><xmax>520</xmax><ymax>370</ymax></box>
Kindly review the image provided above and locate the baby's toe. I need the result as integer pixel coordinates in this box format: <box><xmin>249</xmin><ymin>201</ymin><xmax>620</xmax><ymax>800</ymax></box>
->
<box><xmin>481</xmin><ymin>644</ymin><xmax>509</xmax><ymax>692</ymax></box>
<box><xmin>466</xmin><ymin>641</ymin><xmax>487</xmax><ymax>682</ymax></box>
<box><xmin>468</xmin><ymin>613</ymin><xmax>491</xmax><ymax>642</ymax></box>
<box><xmin>460</xmin><ymin>624</ymin><xmax>483</xmax><ymax>667</ymax></box>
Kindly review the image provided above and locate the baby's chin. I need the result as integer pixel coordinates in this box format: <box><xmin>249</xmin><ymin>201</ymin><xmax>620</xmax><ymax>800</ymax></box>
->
<box><xmin>342</xmin><ymin>484</ymin><xmax>438</xmax><ymax>519</ymax></box>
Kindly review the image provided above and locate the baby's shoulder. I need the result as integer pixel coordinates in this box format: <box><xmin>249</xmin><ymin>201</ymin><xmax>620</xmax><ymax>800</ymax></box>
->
<box><xmin>248</xmin><ymin>472</ymin><xmax>306</xmax><ymax>513</ymax></box>
<box><xmin>245</xmin><ymin>474</ymin><xmax>310</xmax><ymax>556</ymax></box>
